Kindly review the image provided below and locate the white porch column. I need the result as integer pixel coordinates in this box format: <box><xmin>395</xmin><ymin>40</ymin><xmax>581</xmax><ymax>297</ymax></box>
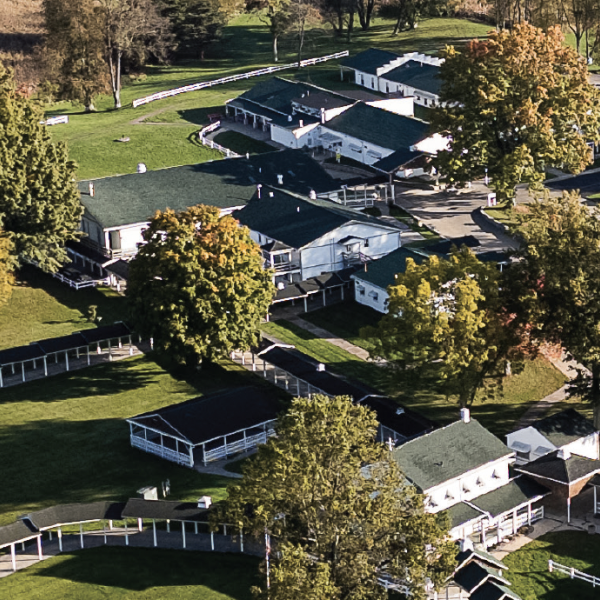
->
<box><xmin>303</xmin><ymin>297</ymin><xmax>308</xmax><ymax>312</ymax></box>
<box><xmin>21</xmin><ymin>362</ymin><xmax>26</xmax><ymax>382</ymax></box>
<box><xmin>166</xmin><ymin>519</ymin><xmax>170</xmax><ymax>533</ymax></box>
<box><xmin>512</xmin><ymin>509</ymin><xmax>517</xmax><ymax>534</ymax></box>
<box><xmin>194</xmin><ymin>522</ymin><xmax>198</xmax><ymax>534</ymax></box>
<box><xmin>37</xmin><ymin>536</ymin><xmax>43</xmax><ymax>560</ymax></box>
<box><xmin>252</xmin><ymin>353</ymin><xmax>256</xmax><ymax>371</ymax></box>
<box><xmin>567</xmin><ymin>497</ymin><xmax>571</xmax><ymax>523</ymax></box>
<box><xmin>595</xmin><ymin>486</ymin><xmax>598</xmax><ymax>514</ymax></box>
<box><xmin>240</xmin><ymin>529</ymin><xmax>244</xmax><ymax>552</ymax></box>
<box><xmin>10</xmin><ymin>543</ymin><xmax>16</xmax><ymax>572</ymax></box>
<box><xmin>125</xmin><ymin>519</ymin><xmax>129</xmax><ymax>545</ymax></box>
<box><xmin>211</xmin><ymin>530</ymin><xmax>215</xmax><ymax>550</ymax></box>
<box><xmin>65</xmin><ymin>351</ymin><xmax>69</xmax><ymax>371</ymax></box>
<box><xmin>58</xmin><ymin>527</ymin><xmax>63</xmax><ymax>552</ymax></box>
<box><xmin>153</xmin><ymin>520</ymin><xmax>157</xmax><ymax>547</ymax></box>
<box><xmin>138</xmin><ymin>518</ymin><xmax>143</xmax><ymax>532</ymax></box>
<box><xmin>103</xmin><ymin>523</ymin><xmax>107</xmax><ymax>544</ymax></box>
<box><xmin>528</xmin><ymin>503</ymin><xmax>532</xmax><ymax>525</ymax></box>
<box><xmin>0</xmin><ymin>366</ymin><xmax>3</xmax><ymax>388</ymax></box>
<box><xmin>87</xmin><ymin>346</ymin><xmax>91</xmax><ymax>365</ymax></box>
<box><xmin>108</xmin><ymin>340</ymin><xmax>112</xmax><ymax>361</ymax></box>
<box><xmin>182</xmin><ymin>521</ymin><xmax>186</xmax><ymax>549</ymax></box>
<box><xmin>80</xmin><ymin>523</ymin><xmax>84</xmax><ymax>548</ymax></box>
<box><xmin>43</xmin><ymin>356</ymin><xmax>48</xmax><ymax>376</ymax></box>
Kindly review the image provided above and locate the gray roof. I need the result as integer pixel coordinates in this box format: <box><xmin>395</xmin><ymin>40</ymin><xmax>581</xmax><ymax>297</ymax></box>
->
<box><xmin>0</xmin><ymin>521</ymin><xmax>39</xmax><ymax>548</ymax></box>
<box><xmin>455</xmin><ymin>548</ymin><xmax>507</xmax><ymax>572</ymax></box>
<box><xmin>323</xmin><ymin>102</ymin><xmax>430</xmax><ymax>151</ymax></box>
<box><xmin>351</xmin><ymin>247</ymin><xmax>430</xmax><ymax>290</ymax></box>
<box><xmin>446</xmin><ymin>502</ymin><xmax>484</xmax><ymax>529</ymax></box>
<box><xmin>372</xmin><ymin>148</ymin><xmax>424</xmax><ymax>173</ymax></box>
<box><xmin>470</xmin><ymin>582</ymin><xmax>522</xmax><ymax>600</ymax></box>
<box><xmin>79</xmin><ymin>150</ymin><xmax>339</xmax><ymax>229</ymax></box>
<box><xmin>25</xmin><ymin>501</ymin><xmax>120</xmax><ymax>529</ymax></box>
<box><xmin>469</xmin><ymin>477</ymin><xmax>549</xmax><ymax>518</ymax></box>
<box><xmin>453</xmin><ymin>561</ymin><xmax>510</xmax><ymax>593</ymax></box>
<box><xmin>234</xmin><ymin>188</ymin><xmax>397</xmax><ymax>249</ymax></box>
<box><xmin>121</xmin><ymin>498</ymin><xmax>209</xmax><ymax>522</ymax></box>
<box><xmin>392</xmin><ymin>419</ymin><xmax>513</xmax><ymax>491</ymax></box>
<box><xmin>341</xmin><ymin>48</ymin><xmax>401</xmax><ymax>75</ymax></box>
<box><xmin>516</xmin><ymin>451</ymin><xmax>600</xmax><ymax>485</ymax></box>
<box><xmin>382</xmin><ymin>61</ymin><xmax>442</xmax><ymax>95</ymax></box>
<box><xmin>530</xmin><ymin>408</ymin><xmax>597</xmax><ymax>447</ymax></box>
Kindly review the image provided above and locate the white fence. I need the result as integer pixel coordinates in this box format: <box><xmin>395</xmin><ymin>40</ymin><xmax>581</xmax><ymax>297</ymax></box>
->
<box><xmin>42</xmin><ymin>115</ymin><xmax>69</xmax><ymax>126</ymax></box>
<box><xmin>203</xmin><ymin>428</ymin><xmax>276</xmax><ymax>463</ymax></box>
<box><xmin>131</xmin><ymin>436</ymin><xmax>192</xmax><ymax>467</ymax></box>
<box><xmin>548</xmin><ymin>560</ymin><xmax>600</xmax><ymax>587</ymax></box>
<box><xmin>132</xmin><ymin>51</ymin><xmax>350</xmax><ymax>108</ymax></box>
<box><xmin>198</xmin><ymin>120</ymin><xmax>241</xmax><ymax>158</ymax></box>
<box><xmin>51</xmin><ymin>272</ymin><xmax>109</xmax><ymax>290</ymax></box>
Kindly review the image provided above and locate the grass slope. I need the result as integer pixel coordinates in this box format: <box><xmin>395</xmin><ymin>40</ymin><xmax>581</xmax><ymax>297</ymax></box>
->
<box><xmin>504</xmin><ymin>531</ymin><xmax>600</xmax><ymax>600</ymax></box>
<box><xmin>0</xmin><ymin>265</ymin><xmax>125</xmax><ymax>350</ymax></box>
<box><xmin>0</xmin><ymin>354</ymin><xmax>269</xmax><ymax>526</ymax></box>
<box><xmin>0</xmin><ymin>546</ymin><xmax>259</xmax><ymax>599</ymax></box>
<box><xmin>262</xmin><ymin>317</ymin><xmax>566</xmax><ymax>435</ymax></box>
<box><xmin>45</xmin><ymin>17</ymin><xmax>491</xmax><ymax>179</ymax></box>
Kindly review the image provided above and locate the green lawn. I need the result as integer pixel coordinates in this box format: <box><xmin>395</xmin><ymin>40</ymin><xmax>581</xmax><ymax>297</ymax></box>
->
<box><xmin>262</xmin><ymin>318</ymin><xmax>566</xmax><ymax>435</ymax></box>
<box><xmin>388</xmin><ymin>205</ymin><xmax>441</xmax><ymax>240</ymax></box>
<box><xmin>213</xmin><ymin>131</ymin><xmax>276</xmax><ymax>155</ymax></box>
<box><xmin>0</xmin><ymin>265</ymin><xmax>126</xmax><ymax>350</ymax></box>
<box><xmin>504</xmin><ymin>532</ymin><xmax>600</xmax><ymax>600</ymax></box>
<box><xmin>45</xmin><ymin>16</ymin><xmax>491</xmax><ymax>180</ymax></box>
<box><xmin>0</xmin><ymin>354</ymin><xmax>279</xmax><ymax>526</ymax></box>
<box><xmin>0</xmin><ymin>546</ymin><xmax>259</xmax><ymax>599</ymax></box>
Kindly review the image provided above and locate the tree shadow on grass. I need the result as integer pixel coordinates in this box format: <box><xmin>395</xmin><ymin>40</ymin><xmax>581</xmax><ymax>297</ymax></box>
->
<box><xmin>33</xmin><ymin>546</ymin><xmax>260</xmax><ymax>597</ymax></box>
<box><xmin>0</xmin><ymin>416</ymin><xmax>232</xmax><ymax>522</ymax></box>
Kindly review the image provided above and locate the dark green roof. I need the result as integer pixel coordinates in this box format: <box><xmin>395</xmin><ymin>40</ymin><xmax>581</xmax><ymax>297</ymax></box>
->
<box><xmin>470</xmin><ymin>477</ymin><xmax>549</xmax><ymax>518</ymax></box>
<box><xmin>454</xmin><ymin>561</ymin><xmax>510</xmax><ymax>593</ymax></box>
<box><xmin>234</xmin><ymin>188</ymin><xmax>396</xmax><ymax>249</ymax></box>
<box><xmin>79</xmin><ymin>150</ymin><xmax>338</xmax><ymax>229</ymax></box>
<box><xmin>445</xmin><ymin>502</ymin><xmax>484</xmax><ymax>529</ymax></box>
<box><xmin>372</xmin><ymin>148</ymin><xmax>423</xmax><ymax>173</ymax></box>
<box><xmin>351</xmin><ymin>247</ymin><xmax>430</xmax><ymax>290</ymax></box>
<box><xmin>323</xmin><ymin>103</ymin><xmax>430</xmax><ymax>151</ymax></box>
<box><xmin>470</xmin><ymin>582</ymin><xmax>522</xmax><ymax>600</ymax></box>
<box><xmin>392</xmin><ymin>419</ymin><xmax>512</xmax><ymax>490</ymax></box>
<box><xmin>341</xmin><ymin>48</ymin><xmax>401</xmax><ymax>75</ymax></box>
<box><xmin>531</xmin><ymin>408</ymin><xmax>597</xmax><ymax>447</ymax></box>
<box><xmin>456</xmin><ymin>548</ymin><xmax>507</xmax><ymax>572</ymax></box>
<box><xmin>383</xmin><ymin>61</ymin><xmax>442</xmax><ymax>95</ymax></box>
<box><xmin>516</xmin><ymin>451</ymin><xmax>600</xmax><ymax>485</ymax></box>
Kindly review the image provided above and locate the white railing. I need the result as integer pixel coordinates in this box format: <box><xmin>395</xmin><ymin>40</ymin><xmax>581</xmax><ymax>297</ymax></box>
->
<box><xmin>198</xmin><ymin>121</ymin><xmax>242</xmax><ymax>158</ymax></box>
<box><xmin>51</xmin><ymin>272</ymin><xmax>109</xmax><ymax>290</ymax></box>
<box><xmin>132</xmin><ymin>51</ymin><xmax>349</xmax><ymax>108</ymax></box>
<box><xmin>42</xmin><ymin>115</ymin><xmax>69</xmax><ymax>126</ymax></box>
<box><xmin>203</xmin><ymin>428</ymin><xmax>276</xmax><ymax>463</ymax></box>
<box><xmin>131</xmin><ymin>436</ymin><xmax>191</xmax><ymax>467</ymax></box>
<box><xmin>549</xmin><ymin>560</ymin><xmax>600</xmax><ymax>587</ymax></box>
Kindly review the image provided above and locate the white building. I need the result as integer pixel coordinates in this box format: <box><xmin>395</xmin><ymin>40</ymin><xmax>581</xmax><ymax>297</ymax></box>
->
<box><xmin>392</xmin><ymin>409</ymin><xmax>549</xmax><ymax>549</ymax></box>
<box><xmin>506</xmin><ymin>408</ymin><xmax>599</xmax><ymax>465</ymax></box>
<box><xmin>340</xmin><ymin>48</ymin><xmax>444</xmax><ymax>107</ymax></box>
<box><xmin>233</xmin><ymin>188</ymin><xmax>401</xmax><ymax>286</ymax></box>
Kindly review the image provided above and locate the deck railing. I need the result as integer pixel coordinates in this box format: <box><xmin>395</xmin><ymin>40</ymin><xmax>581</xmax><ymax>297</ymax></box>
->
<box><xmin>131</xmin><ymin>436</ymin><xmax>191</xmax><ymax>467</ymax></box>
<box><xmin>198</xmin><ymin>121</ymin><xmax>241</xmax><ymax>158</ymax></box>
<box><xmin>132</xmin><ymin>51</ymin><xmax>349</xmax><ymax>108</ymax></box>
<box><xmin>203</xmin><ymin>428</ymin><xmax>276</xmax><ymax>464</ymax></box>
<box><xmin>549</xmin><ymin>560</ymin><xmax>600</xmax><ymax>587</ymax></box>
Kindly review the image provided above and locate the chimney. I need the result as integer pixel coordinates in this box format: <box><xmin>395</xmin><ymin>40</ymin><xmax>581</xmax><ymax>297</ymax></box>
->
<box><xmin>299</xmin><ymin>119</ymin><xmax>304</xmax><ymax>128</ymax></box>
<box><xmin>309</xmin><ymin>190</ymin><xmax>317</xmax><ymax>200</ymax></box>
<box><xmin>137</xmin><ymin>486</ymin><xmax>158</xmax><ymax>500</ymax></box>
<box><xmin>320</xmin><ymin>107</ymin><xmax>326</xmax><ymax>124</ymax></box>
<box><xmin>269</xmin><ymin>192</ymin><xmax>274</xmax><ymax>198</ymax></box>
<box><xmin>89</xmin><ymin>182</ymin><xmax>95</xmax><ymax>197</ymax></box>
<box><xmin>246</xmin><ymin>152</ymin><xmax>250</xmax><ymax>159</ymax></box>
<box><xmin>257</xmin><ymin>184</ymin><xmax>262</xmax><ymax>199</ymax></box>
<box><xmin>557</xmin><ymin>448</ymin><xmax>571</xmax><ymax>460</ymax></box>
<box><xmin>197</xmin><ymin>495</ymin><xmax>212</xmax><ymax>509</ymax></box>
<box><xmin>277</xmin><ymin>174</ymin><xmax>284</xmax><ymax>185</ymax></box>
<box><xmin>137</xmin><ymin>163</ymin><xmax>147</xmax><ymax>173</ymax></box>
<box><xmin>460</xmin><ymin>408</ymin><xmax>470</xmax><ymax>423</ymax></box>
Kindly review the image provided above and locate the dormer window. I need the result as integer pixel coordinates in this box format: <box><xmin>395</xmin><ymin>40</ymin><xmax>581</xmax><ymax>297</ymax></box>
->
<box><xmin>445</xmin><ymin>490</ymin><xmax>454</xmax><ymax>500</ymax></box>
<box><xmin>492</xmin><ymin>470</ymin><xmax>500</xmax><ymax>479</ymax></box>
<box><xmin>462</xmin><ymin>484</ymin><xmax>470</xmax><ymax>494</ymax></box>
<box><xmin>476</xmin><ymin>477</ymin><xmax>484</xmax><ymax>487</ymax></box>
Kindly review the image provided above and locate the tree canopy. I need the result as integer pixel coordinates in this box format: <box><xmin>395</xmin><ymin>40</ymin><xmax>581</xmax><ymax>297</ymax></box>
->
<box><xmin>513</xmin><ymin>191</ymin><xmax>600</xmax><ymax>427</ymax></box>
<box><xmin>0</xmin><ymin>62</ymin><xmax>82</xmax><ymax>272</ymax></box>
<box><xmin>432</xmin><ymin>23</ymin><xmax>600</xmax><ymax>200</ymax></box>
<box><xmin>219</xmin><ymin>394</ymin><xmax>455</xmax><ymax>600</ymax></box>
<box><xmin>126</xmin><ymin>204</ymin><xmax>274</xmax><ymax>365</ymax></box>
<box><xmin>0</xmin><ymin>231</ymin><xmax>14</xmax><ymax>309</ymax></box>
<box><xmin>366</xmin><ymin>248</ymin><xmax>522</xmax><ymax>407</ymax></box>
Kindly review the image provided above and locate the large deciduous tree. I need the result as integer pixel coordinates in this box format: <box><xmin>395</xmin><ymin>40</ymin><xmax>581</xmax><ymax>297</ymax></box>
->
<box><xmin>0</xmin><ymin>62</ymin><xmax>82</xmax><ymax>272</ymax></box>
<box><xmin>43</xmin><ymin>0</ymin><xmax>108</xmax><ymax>111</ymax></box>
<box><xmin>126</xmin><ymin>205</ymin><xmax>274</xmax><ymax>365</ymax></box>
<box><xmin>98</xmin><ymin>0</ymin><xmax>174</xmax><ymax>109</ymax></box>
<box><xmin>218</xmin><ymin>395</ymin><xmax>455</xmax><ymax>600</ymax></box>
<box><xmin>0</xmin><ymin>231</ymin><xmax>15</xmax><ymax>309</ymax></box>
<box><xmin>366</xmin><ymin>248</ymin><xmax>522</xmax><ymax>407</ymax></box>
<box><xmin>432</xmin><ymin>24</ymin><xmax>600</xmax><ymax>201</ymax></box>
<box><xmin>513</xmin><ymin>192</ymin><xmax>600</xmax><ymax>428</ymax></box>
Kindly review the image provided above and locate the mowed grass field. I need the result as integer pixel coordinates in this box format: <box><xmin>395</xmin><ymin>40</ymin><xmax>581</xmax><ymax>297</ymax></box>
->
<box><xmin>0</xmin><ymin>547</ymin><xmax>260</xmax><ymax>600</ymax></box>
<box><xmin>504</xmin><ymin>532</ymin><xmax>600</xmax><ymax>600</ymax></box>
<box><xmin>263</xmin><ymin>308</ymin><xmax>567</xmax><ymax>436</ymax></box>
<box><xmin>45</xmin><ymin>16</ymin><xmax>492</xmax><ymax>179</ymax></box>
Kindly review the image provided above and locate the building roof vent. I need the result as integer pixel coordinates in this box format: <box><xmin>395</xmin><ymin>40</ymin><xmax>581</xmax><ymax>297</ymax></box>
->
<box><xmin>277</xmin><ymin>174</ymin><xmax>283</xmax><ymax>185</ymax></box>
<box><xmin>198</xmin><ymin>495</ymin><xmax>212</xmax><ymax>509</ymax></box>
<box><xmin>309</xmin><ymin>190</ymin><xmax>317</xmax><ymax>200</ymax></box>
<box><xmin>288</xmin><ymin>115</ymin><xmax>293</xmax><ymax>122</ymax></box>
<box><xmin>89</xmin><ymin>182</ymin><xmax>95</xmax><ymax>197</ymax></box>
<box><xmin>277</xmin><ymin>282</ymin><xmax>286</xmax><ymax>290</ymax></box>
<box><xmin>317</xmin><ymin>363</ymin><xmax>326</xmax><ymax>372</ymax></box>
<box><xmin>137</xmin><ymin>163</ymin><xmax>147</xmax><ymax>174</ymax></box>
<box><xmin>269</xmin><ymin>191</ymin><xmax>274</xmax><ymax>198</ymax></box>
<box><xmin>396</xmin><ymin>407</ymin><xmax>405</xmax><ymax>416</ymax></box>
<box><xmin>460</xmin><ymin>408</ymin><xmax>470</xmax><ymax>423</ymax></box>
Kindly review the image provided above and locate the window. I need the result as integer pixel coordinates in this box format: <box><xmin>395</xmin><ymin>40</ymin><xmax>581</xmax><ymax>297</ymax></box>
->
<box><xmin>492</xmin><ymin>470</ymin><xmax>500</xmax><ymax>479</ymax></box>
<box><xmin>358</xmin><ymin>286</ymin><xmax>365</xmax><ymax>296</ymax></box>
<box><xmin>360</xmin><ymin>75</ymin><xmax>365</xmax><ymax>86</ymax></box>
<box><xmin>368</xmin><ymin>291</ymin><xmax>379</xmax><ymax>302</ymax></box>
<box><xmin>386</xmin><ymin>83</ymin><xmax>390</xmax><ymax>93</ymax></box>
<box><xmin>364</xmin><ymin>239</ymin><xmax>369</xmax><ymax>248</ymax></box>
<box><xmin>371</xmin><ymin>77</ymin><xmax>376</xmax><ymax>88</ymax></box>
<box><xmin>273</xmin><ymin>254</ymin><xmax>290</xmax><ymax>266</ymax></box>
<box><xmin>476</xmin><ymin>477</ymin><xmax>484</xmax><ymax>487</ymax></box>
<box><xmin>424</xmin><ymin>99</ymin><xmax>428</xmax><ymax>106</ymax></box>
<box><xmin>445</xmin><ymin>490</ymin><xmax>454</xmax><ymax>500</ymax></box>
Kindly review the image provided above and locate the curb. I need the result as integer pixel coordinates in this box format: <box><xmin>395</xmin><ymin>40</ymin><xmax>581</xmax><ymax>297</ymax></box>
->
<box><xmin>478</xmin><ymin>205</ymin><xmax>511</xmax><ymax>234</ymax></box>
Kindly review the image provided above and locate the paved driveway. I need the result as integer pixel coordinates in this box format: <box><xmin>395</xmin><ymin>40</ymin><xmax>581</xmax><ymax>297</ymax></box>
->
<box><xmin>394</xmin><ymin>182</ymin><xmax>518</xmax><ymax>252</ymax></box>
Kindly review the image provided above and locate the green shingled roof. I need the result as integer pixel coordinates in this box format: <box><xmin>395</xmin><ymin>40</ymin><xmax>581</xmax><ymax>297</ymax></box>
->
<box><xmin>351</xmin><ymin>247</ymin><xmax>430</xmax><ymax>290</ymax></box>
<box><xmin>383</xmin><ymin>61</ymin><xmax>442</xmax><ymax>95</ymax></box>
<box><xmin>531</xmin><ymin>408</ymin><xmax>597</xmax><ymax>447</ymax></box>
<box><xmin>79</xmin><ymin>150</ymin><xmax>338</xmax><ymax>230</ymax></box>
<box><xmin>323</xmin><ymin>103</ymin><xmax>430</xmax><ymax>151</ymax></box>
<box><xmin>392</xmin><ymin>419</ymin><xmax>512</xmax><ymax>491</ymax></box>
<box><xmin>234</xmin><ymin>188</ymin><xmax>397</xmax><ymax>249</ymax></box>
<box><xmin>341</xmin><ymin>48</ymin><xmax>402</xmax><ymax>75</ymax></box>
<box><xmin>470</xmin><ymin>477</ymin><xmax>549</xmax><ymax>518</ymax></box>
<box><xmin>453</xmin><ymin>561</ymin><xmax>510</xmax><ymax>593</ymax></box>
<box><xmin>446</xmin><ymin>502</ymin><xmax>484</xmax><ymax>529</ymax></box>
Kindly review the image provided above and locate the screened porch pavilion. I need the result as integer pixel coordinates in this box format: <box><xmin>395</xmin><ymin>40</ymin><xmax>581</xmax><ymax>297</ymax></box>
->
<box><xmin>127</xmin><ymin>386</ymin><xmax>282</xmax><ymax>467</ymax></box>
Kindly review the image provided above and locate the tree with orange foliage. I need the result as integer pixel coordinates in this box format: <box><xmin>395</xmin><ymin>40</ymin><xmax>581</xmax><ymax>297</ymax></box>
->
<box><xmin>432</xmin><ymin>23</ymin><xmax>600</xmax><ymax>201</ymax></box>
<box><xmin>126</xmin><ymin>205</ymin><xmax>274</xmax><ymax>366</ymax></box>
